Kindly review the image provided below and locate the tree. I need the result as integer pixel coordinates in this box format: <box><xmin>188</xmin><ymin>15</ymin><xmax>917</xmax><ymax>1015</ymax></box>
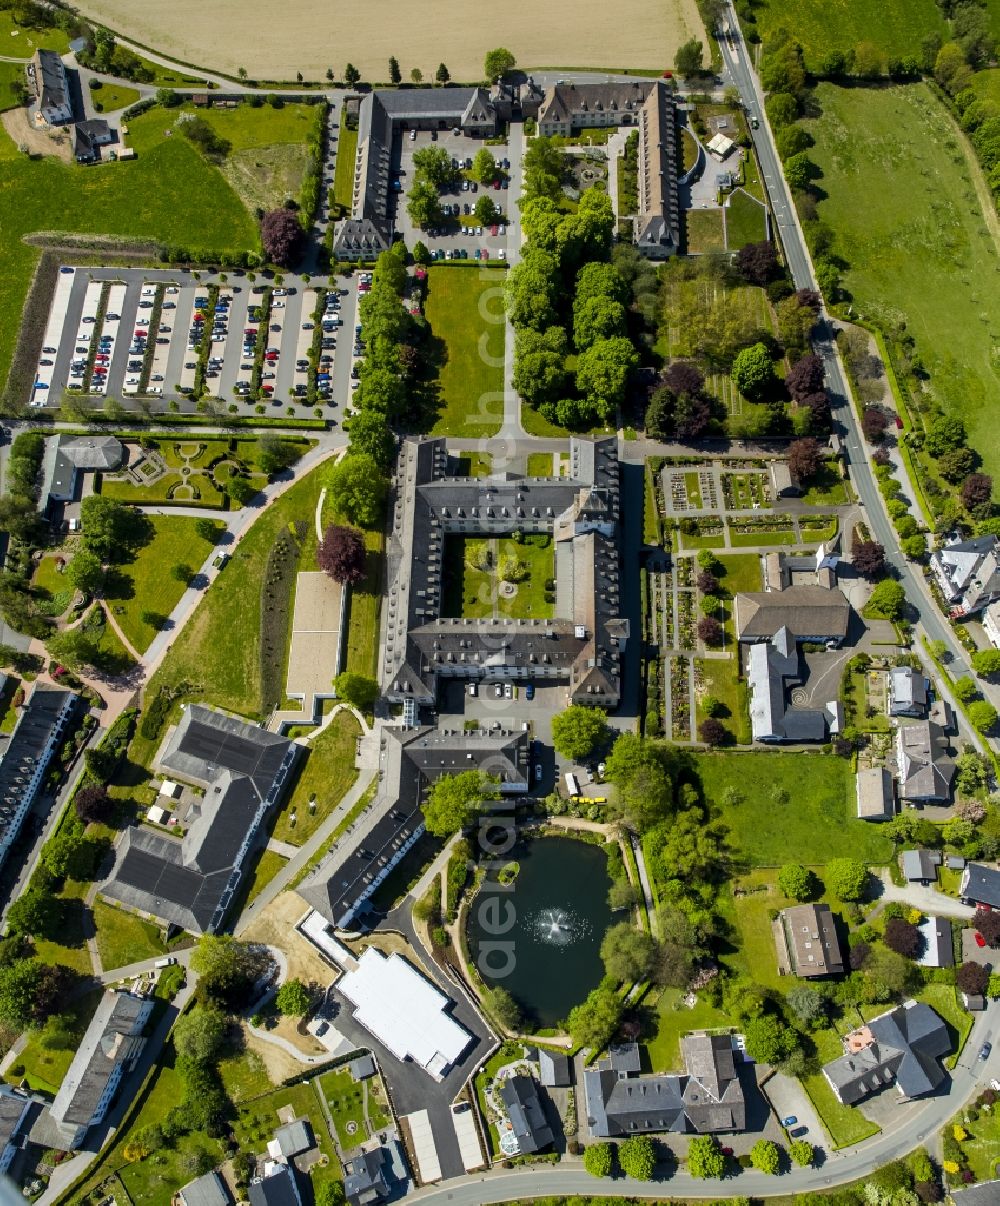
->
<box><xmin>327</xmin><ymin>455</ymin><xmax>386</xmax><ymax>528</ymax></box>
<box><xmin>75</xmin><ymin>784</ymin><xmax>112</xmax><ymax>825</ymax></box>
<box><xmin>750</xmin><ymin>1139</ymin><xmax>781</xmax><ymax>1174</ymax></box>
<box><xmin>334</xmin><ymin>671</ymin><xmax>378</xmax><ymax>711</ymax></box>
<box><xmin>276</xmin><ymin>978</ymin><xmax>312</xmax><ymax>1016</ymax></box>
<box><xmin>675</xmin><ymin>37</ymin><xmax>704</xmax><ymax>75</ymax></box>
<box><xmin>609</xmin><ymin>878</ymin><xmax>638</xmax><ymax>911</ymax></box>
<box><xmin>226</xmin><ymin>476</ymin><xmax>256</xmax><ymax>505</ymax></box>
<box><xmin>687</xmin><ymin>1135</ymin><xmax>726</xmax><ymax>1179</ymax></box>
<box><xmin>344</xmin><ymin>409</ymin><xmax>394</xmax><ymax>467</ymax></box>
<box><xmin>776</xmin><ymin>123</ymin><xmax>813</xmax><ymax>160</ymax></box>
<box><xmin>195</xmin><ymin>518</ymin><xmax>220</xmax><ymax>544</ymax></box>
<box><xmin>484</xmin><ymin>47</ymin><xmax>516</xmax><ymax>81</ymax></box>
<box><xmin>853</xmin><ymin>541</ymin><xmax>886</xmax><ymax>580</ymax></box>
<box><xmin>575</xmin><ymin>337</ymin><xmax>638</xmax><ymax>420</ymax></box>
<box><xmin>513</xmin><ymin>326</ymin><xmax>570</xmax><ymax>405</ymax></box>
<box><xmin>977</xmin><ymin>908</ymin><xmax>1000</xmax><ymax>948</ymax></box>
<box><xmin>0</xmin><ymin>960</ymin><xmax>74</xmax><ymax>1029</ymax></box>
<box><xmin>66</xmin><ymin>549</ymin><xmax>104</xmax><ymax>596</ymax></box>
<box><xmin>257</xmin><ymin>436</ymin><xmax>301</xmax><ymax>476</ymax></box>
<box><xmin>867</xmin><ymin>579</ymin><xmax>905</xmax><ymax>621</ymax></box>
<box><xmin>261</xmin><ymin>209</ymin><xmax>305</xmax><ymax>267</ymax></box>
<box><xmin>954</xmin><ymin>675</ymin><xmax>978</xmax><ymax>702</ymax></box>
<box><xmin>80</xmin><ymin>495</ymin><xmax>151</xmax><ymax>562</ymax></box>
<box><xmin>410</xmin><ymin>67</ymin><xmax>422</xmax><ymax>83</ymax></box>
<box><xmin>483</xmin><ymin>985</ymin><xmax>521</xmax><ymax>1030</ymax></box>
<box><xmin>826</xmin><ymin>857</ymin><xmax>869</xmax><ymax>901</ymax></box>
<box><xmin>790</xmin><ymin>1139</ymin><xmax>814</xmax><ymax>1167</ymax></box>
<box><xmin>344</xmin><ymin>63</ymin><xmax>361</xmax><ymax>86</ymax></box>
<box><xmin>601</xmin><ymin>922</ymin><xmax>658</xmax><ymax>983</ymax></box>
<box><xmin>701</xmin><ymin>694</ymin><xmax>724</xmax><ymax>718</ymax></box>
<box><xmin>318</xmin><ymin>524</ymin><xmax>366</xmax><ymax>585</ymax></box>
<box><xmin>743</xmin><ymin>1013</ymin><xmax>799</xmax><ymax>1064</ymax></box>
<box><xmin>926</xmin><ymin>414</ymin><xmax>967</xmax><ymax>456</ymax></box>
<box><xmin>699</xmin><ymin>717</ymin><xmax>726</xmax><ymax>746</ymax></box>
<box><xmin>436</xmin><ymin>62</ymin><xmax>450</xmax><ymax>84</ymax></box>
<box><xmin>957</xmin><ymin>960</ymin><xmax>990</xmax><ymax>996</ymax></box>
<box><xmin>5</xmin><ymin>889</ymin><xmax>61</xmax><ymax>940</ymax></box>
<box><xmin>785</xmin><ymin>353</ymin><xmax>824</xmax><ymax>400</ymax></box>
<box><xmin>406</xmin><ymin>176</ymin><xmax>443</xmax><ymax>229</ymax></box>
<box><xmin>962</xmin><ymin>473</ymin><xmax>994</xmax><ymax>518</ymax></box>
<box><xmin>474</xmin><ymin>194</ymin><xmax>499</xmax><ymax>225</ymax></box>
<box><xmin>388</xmin><ymin>56</ymin><xmax>401</xmax><ymax>84</ymax></box>
<box><xmin>862</xmin><ymin>407</ymin><xmax>889</xmax><ymax>443</ymax></box>
<box><xmin>939</xmin><ymin>446</ymin><xmax>977</xmax><ymax>484</ymax></box>
<box><xmin>619</xmin><ymin>1134</ymin><xmax>656</xmax><ymax>1180</ymax></box>
<box><xmin>973</xmin><ymin>648</ymin><xmax>1000</xmax><ymax>678</ymax></box>
<box><xmin>191</xmin><ymin>936</ymin><xmax>274</xmax><ymax>1012</ymax></box>
<box><xmin>969</xmin><ymin>700</ymin><xmax>998</xmax><ymax>733</ymax></box>
<box><xmin>422</xmin><ymin>770</ymin><xmax>497</xmax><ymax>837</ymax></box>
<box><xmin>783</xmin><ymin>152</ymin><xmax>815</xmax><ymax>191</ymax></box>
<box><xmin>552</xmin><ymin>705</ymin><xmax>607</xmax><ymax>761</ymax></box>
<box><xmin>47</xmin><ymin>628</ymin><xmax>101</xmax><ymax>673</ymax></box>
<box><xmin>698</xmin><ymin>616</ymin><xmax>722</xmax><ymax>644</ymax></box>
<box><xmin>174</xmin><ymin>1006</ymin><xmax>228</xmax><ymax>1062</ymax></box>
<box><xmin>787</xmin><ymin>985</ymin><xmax>827</xmax><ymax>1026</ymax></box>
<box><xmin>884</xmin><ymin>917</ymin><xmax>922</xmax><ymax>958</ymax></box>
<box><xmin>777</xmin><ymin>863</ymin><xmax>818</xmax><ymax>901</ymax></box>
<box><xmin>567</xmin><ymin>985</ymin><xmax>623</xmax><ymax>1051</ymax></box>
<box><xmin>731</xmin><ymin>342</ymin><xmax>775</xmax><ymax>399</ymax></box>
<box><xmin>584</xmin><ymin>1141</ymin><xmax>614</xmax><ymax>1177</ymax></box>
<box><xmin>171</xmin><ymin>563</ymin><xmax>193</xmax><ymax>584</ymax></box>
<box><xmin>788</xmin><ymin>437</ymin><xmax>822</xmax><ymax>481</ymax></box>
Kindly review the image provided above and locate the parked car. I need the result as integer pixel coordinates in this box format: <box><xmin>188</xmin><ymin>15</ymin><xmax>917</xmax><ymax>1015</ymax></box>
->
<box><xmin>525</xmin><ymin>684</ymin><xmax>535</xmax><ymax>700</ymax></box>
<box><xmin>781</xmin><ymin>1116</ymin><xmax>797</xmax><ymax>1128</ymax></box>
<box><xmin>981</xmin><ymin>1042</ymin><xmax>993</xmax><ymax>1061</ymax></box>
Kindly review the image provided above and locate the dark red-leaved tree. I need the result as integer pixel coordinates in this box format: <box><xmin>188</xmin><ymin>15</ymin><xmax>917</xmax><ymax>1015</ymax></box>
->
<box><xmin>795</xmin><ymin>288</ymin><xmax>822</xmax><ymax>313</ymax></box>
<box><xmin>74</xmin><ymin>784</ymin><xmax>112</xmax><ymax>825</ymax></box>
<box><xmin>956</xmin><ymin>960</ymin><xmax>990</xmax><ymax>996</ymax></box>
<box><xmin>786</xmin><ymin>353</ymin><xmax>824</xmax><ymax>401</ymax></box>
<box><xmin>663</xmin><ymin>360</ymin><xmax>704</xmax><ymax>397</ymax></box>
<box><xmin>872</xmin><ymin>446</ymin><xmax>892</xmax><ymax>467</ymax></box>
<box><xmin>696</xmin><ymin>571</ymin><xmax>719</xmax><ymax>594</ymax></box>
<box><xmin>261</xmin><ymin>208</ymin><xmax>305</xmax><ymax>267</ymax></box>
<box><xmin>699</xmin><ymin>717</ymin><xmax>727</xmax><ymax>746</ymax></box>
<box><xmin>318</xmin><ymin>524</ymin><xmax>367</xmax><ymax>585</ymax></box>
<box><xmin>788</xmin><ymin>437</ymin><xmax>822</xmax><ymax>481</ymax></box>
<box><xmin>698</xmin><ymin>616</ymin><xmax>722</xmax><ymax>645</ymax></box>
<box><xmin>852</xmin><ymin>540</ymin><xmax>886</xmax><ymax>580</ymax></box>
<box><xmin>976</xmin><ymin>907</ymin><xmax>1000</xmax><ymax>948</ymax></box>
<box><xmin>862</xmin><ymin>407</ymin><xmax>888</xmax><ymax>443</ymax></box>
<box><xmin>883</xmin><ymin>917</ymin><xmax>922</xmax><ymax>958</ymax></box>
<box><xmin>735</xmin><ymin>240</ymin><xmax>778</xmax><ymax>286</ymax></box>
<box><xmin>32</xmin><ymin>962</ymin><xmax>78</xmax><ymax>1025</ymax></box>
<box><xmin>800</xmin><ymin>390</ymin><xmax>831</xmax><ymax>433</ymax></box>
<box><xmin>849</xmin><ymin>940</ymin><xmax>870</xmax><ymax>970</ymax></box>
<box><xmin>961</xmin><ymin>472</ymin><xmax>994</xmax><ymax>518</ymax></box>
<box><xmin>675</xmin><ymin>394</ymin><xmax>714</xmax><ymax>440</ymax></box>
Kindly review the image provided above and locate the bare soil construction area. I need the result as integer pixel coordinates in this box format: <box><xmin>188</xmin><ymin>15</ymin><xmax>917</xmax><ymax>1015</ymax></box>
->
<box><xmin>73</xmin><ymin>0</ymin><xmax>703</xmax><ymax>82</ymax></box>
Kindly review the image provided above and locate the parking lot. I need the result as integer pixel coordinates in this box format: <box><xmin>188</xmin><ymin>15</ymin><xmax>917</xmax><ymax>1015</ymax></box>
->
<box><xmin>29</xmin><ymin>266</ymin><xmax>359</xmax><ymax>421</ymax></box>
<box><xmin>393</xmin><ymin>129</ymin><xmax>513</xmax><ymax>263</ymax></box>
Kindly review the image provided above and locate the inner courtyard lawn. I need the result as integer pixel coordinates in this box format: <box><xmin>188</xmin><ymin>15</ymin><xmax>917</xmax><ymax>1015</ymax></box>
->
<box><xmin>425</xmin><ymin>267</ymin><xmax>506</xmax><ymax>438</ymax></box>
<box><xmin>802</xmin><ymin>82</ymin><xmax>1000</xmax><ymax>479</ymax></box>
<box><xmin>696</xmin><ymin>751</ymin><xmax>894</xmax><ymax>867</ymax></box>
<box><xmin>442</xmin><ymin>534</ymin><xmax>554</xmax><ymax>620</ymax></box>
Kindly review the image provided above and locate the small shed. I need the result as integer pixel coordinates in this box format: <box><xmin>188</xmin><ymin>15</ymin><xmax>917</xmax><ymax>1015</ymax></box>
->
<box><xmin>349</xmin><ymin>1053</ymin><xmax>376</xmax><ymax>1081</ymax></box>
<box><xmin>159</xmin><ymin>780</ymin><xmax>182</xmax><ymax>799</ymax></box>
<box><xmin>538</xmin><ymin>1049</ymin><xmax>572</xmax><ymax>1088</ymax></box>
<box><xmin>146</xmin><ymin>804</ymin><xmax>171</xmax><ymax>826</ymax></box>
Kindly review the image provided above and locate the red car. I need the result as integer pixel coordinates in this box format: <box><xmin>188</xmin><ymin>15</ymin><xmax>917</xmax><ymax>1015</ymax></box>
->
<box><xmin>976</xmin><ymin>932</ymin><xmax>987</xmax><ymax>948</ymax></box>
<box><xmin>662</xmin><ymin>69</ymin><xmax>673</xmax><ymax>78</ymax></box>
<box><xmin>493</xmin><ymin>179</ymin><xmax>500</xmax><ymax>189</ymax></box>
<box><xmin>262</xmin><ymin>384</ymin><xmax>274</xmax><ymax>394</ymax></box>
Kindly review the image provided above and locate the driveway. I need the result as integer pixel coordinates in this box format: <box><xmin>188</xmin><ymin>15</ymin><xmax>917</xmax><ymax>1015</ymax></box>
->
<box><xmin>764</xmin><ymin>1071</ymin><xmax>827</xmax><ymax>1156</ymax></box>
<box><xmin>872</xmin><ymin>869</ymin><xmax>975</xmax><ymax>920</ymax></box>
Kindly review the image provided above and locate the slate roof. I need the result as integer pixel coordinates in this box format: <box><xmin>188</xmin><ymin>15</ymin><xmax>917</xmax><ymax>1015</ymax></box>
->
<box><xmin>538</xmin><ymin>1049</ymin><xmax>572</xmax><ymax>1087</ymax></box>
<box><xmin>930</xmin><ymin>535</ymin><xmax>1000</xmax><ymax>613</ymax></box>
<box><xmin>917</xmin><ymin>916</ymin><xmax>953</xmax><ymax>969</ymax></box>
<box><xmin>270</xmin><ymin>1119</ymin><xmax>313</xmax><ymax>1159</ymax></box>
<box><xmin>500</xmin><ymin>1075</ymin><xmax>554</xmax><ymax>1154</ymax></box>
<box><xmin>949</xmin><ymin>1178</ymin><xmax>1000</xmax><ymax>1204</ymax></box>
<box><xmin>747</xmin><ymin>628</ymin><xmax>829</xmax><ymax>742</ymax></box>
<box><xmin>0</xmin><ymin>1085</ymin><xmax>37</xmax><ymax>1157</ymax></box>
<box><xmin>249</xmin><ymin>1166</ymin><xmax>301</xmax><ymax>1206</ymax></box>
<box><xmin>961</xmin><ymin>862</ymin><xmax>1000</xmax><ymax>909</ymax></box>
<box><xmin>822</xmin><ymin>1001</ymin><xmax>950</xmax><ymax>1105</ymax></box>
<box><xmin>33</xmin><ymin>49</ymin><xmax>70</xmax><ymax>119</ymax></box>
<box><xmin>333</xmin><ymin>218</ymin><xmax>392</xmax><ymax>260</ymax></box>
<box><xmin>537</xmin><ymin>80</ymin><xmax>653</xmax><ymax>128</ymax></box>
<box><xmin>349</xmin><ymin>1054</ymin><xmax>376</xmax><ymax>1081</ymax></box>
<box><xmin>344</xmin><ymin>1147</ymin><xmax>389</xmax><ymax>1205</ymax></box>
<box><xmin>179</xmin><ymin>1171</ymin><xmax>231</xmax><ymax>1206</ymax></box>
<box><xmin>103</xmin><ymin>707</ymin><xmax>297</xmax><ymax>932</ymax></box>
<box><xmin>896</xmin><ymin>722</ymin><xmax>954</xmax><ymax>802</ymax></box>
<box><xmin>734</xmin><ymin>585</ymin><xmax>850</xmax><ymax>643</ymax></box>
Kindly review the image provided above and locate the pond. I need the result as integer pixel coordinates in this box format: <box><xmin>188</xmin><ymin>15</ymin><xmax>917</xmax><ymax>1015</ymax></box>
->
<box><xmin>466</xmin><ymin>835</ymin><xmax>612</xmax><ymax>1028</ymax></box>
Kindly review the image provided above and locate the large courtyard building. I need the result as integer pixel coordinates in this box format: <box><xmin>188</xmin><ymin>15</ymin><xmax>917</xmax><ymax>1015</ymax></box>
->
<box><xmin>383</xmin><ymin>436</ymin><xmax>627</xmax><ymax>708</ymax></box>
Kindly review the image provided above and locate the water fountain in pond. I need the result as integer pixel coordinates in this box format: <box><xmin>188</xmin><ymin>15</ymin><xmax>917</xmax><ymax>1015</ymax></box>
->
<box><xmin>530</xmin><ymin>907</ymin><xmax>591</xmax><ymax>947</ymax></box>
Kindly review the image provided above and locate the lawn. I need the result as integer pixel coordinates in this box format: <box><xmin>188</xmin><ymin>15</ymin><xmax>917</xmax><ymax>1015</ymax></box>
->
<box><xmin>455</xmin><ymin>452</ymin><xmax>492</xmax><ymax>477</ymax></box>
<box><xmin>272</xmin><ymin>710</ymin><xmax>361</xmax><ymax>846</ymax></box>
<box><xmin>724</xmin><ymin>188</ymin><xmax>767</xmax><ymax>250</ymax></box>
<box><xmin>92</xmin><ymin>899</ymin><xmax>166</xmax><ymax>970</ymax></box>
<box><xmin>0</xmin><ymin>61</ymin><xmax>27</xmax><ymax>113</ymax></box>
<box><xmin>231</xmin><ymin>1080</ymin><xmax>342</xmax><ymax>1191</ymax></box>
<box><xmin>0</xmin><ymin>113</ymin><xmax>256</xmax><ymax>398</ymax></box>
<box><xmin>32</xmin><ymin>551</ymin><xmax>73</xmax><ymax>618</ymax></box>
<box><xmin>697</xmin><ymin>751</ymin><xmax>894</xmax><ymax>867</ymax></box>
<box><xmin>802</xmin><ymin>82</ymin><xmax>1000</xmax><ymax>479</ymax></box>
<box><xmin>12</xmin><ymin>989</ymin><xmax>103</xmax><ymax>1096</ymax></box>
<box><xmin>218</xmin><ymin>1042</ymin><xmax>273</xmax><ymax>1105</ymax></box>
<box><xmin>527</xmin><ymin>452</ymin><xmax>553</xmax><ymax>477</ymax></box>
<box><xmin>694</xmin><ymin>656</ymin><xmax>750</xmax><ymax>744</ymax></box>
<box><xmin>0</xmin><ymin>675</ymin><xmax>18</xmax><ymax>733</ymax></box>
<box><xmin>685</xmin><ymin>207</ymin><xmax>725</xmax><ymax>254</ymax></box>
<box><xmin>0</xmin><ymin>11</ymin><xmax>71</xmax><ymax>53</ymax></box>
<box><xmin>801</xmin><ymin>1028</ymin><xmax>880</xmax><ymax>1149</ymax></box>
<box><xmin>728</xmin><ymin>526</ymin><xmax>797</xmax><ymax>547</ymax></box>
<box><xmin>244</xmin><ymin>848</ymin><xmax>288</xmax><ymax>905</ymax></box>
<box><xmin>800</xmin><ymin>462</ymin><xmax>850</xmax><ymax>506</ymax></box>
<box><xmin>131</xmin><ymin>462</ymin><xmax>329</xmax><ymax>765</ymax></box>
<box><xmin>317</xmin><ymin>1066</ymin><xmax>367</xmax><ymax>1148</ymax></box>
<box><xmin>333</xmin><ymin>106</ymin><xmax>358</xmax><ymax>212</ymax></box>
<box><xmin>34</xmin><ymin>878</ymin><xmax>92</xmax><ymax>975</ymax></box>
<box><xmin>425</xmin><ymin>267</ymin><xmax>506</xmax><ymax>438</ymax></box>
<box><xmin>342</xmin><ymin>523</ymin><xmax>384</xmax><ymax>680</ymax></box>
<box><xmin>715</xmin><ymin>552</ymin><xmax>762</xmax><ymax>595</ymax></box>
<box><xmin>643</xmin><ymin>988</ymin><xmax>733</xmax><ymax>1074</ymax></box>
<box><xmin>750</xmin><ymin>0</ymin><xmax>946</xmax><ymax>74</ymax></box>
<box><xmin>441</xmin><ymin>534</ymin><xmax>554</xmax><ymax>620</ymax></box>
<box><xmin>105</xmin><ymin>515</ymin><xmax>217</xmax><ymax>654</ymax></box>
<box><xmin>520</xmin><ymin>403</ymin><xmax>571</xmax><ymax>438</ymax></box>
<box><xmin>89</xmin><ymin>82</ymin><xmax>141</xmax><ymax>113</ymax></box>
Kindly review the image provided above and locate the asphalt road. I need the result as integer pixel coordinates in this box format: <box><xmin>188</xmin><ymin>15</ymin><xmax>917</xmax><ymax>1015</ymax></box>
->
<box><xmin>721</xmin><ymin>4</ymin><xmax>991</xmax><ymax>755</ymax></box>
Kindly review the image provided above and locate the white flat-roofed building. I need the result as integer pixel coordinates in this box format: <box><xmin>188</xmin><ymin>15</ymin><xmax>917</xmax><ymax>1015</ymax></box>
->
<box><xmin>338</xmin><ymin>947</ymin><xmax>472</xmax><ymax>1080</ymax></box>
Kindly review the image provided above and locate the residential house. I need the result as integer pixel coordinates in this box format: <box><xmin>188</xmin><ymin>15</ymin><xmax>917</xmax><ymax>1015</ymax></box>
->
<box><xmin>74</xmin><ymin>118</ymin><xmax>113</xmax><ymax>162</ymax></box>
<box><xmin>960</xmin><ymin>862</ymin><xmax>1000</xmax><ymax>909</ymax></box>
<box><xmin>30</xmin><ymin>991</ymin><xmax>153</xmax><ymax>1151</ymax></box>
<box><xmin>888</xmin><ymin>666</ymin><xmax>929</xmax><ymax>718</ymax></box>
<box><xmin>982</xmin><ymin>599</ymin><xmax>1000</xmax><ymax>650</ymax></box>
<box><xmin>343</xmin><ymin>1140</ymin><xmax>407</xmax><ymax>1206</ymax></box>
<box><xmin>902</xmin><ymin>849</ymin><xmax>942</xmax><ymax>884</ymax></box>
<box><xmin>500</xmin><ymin>1075</ymin><xmax>554</xmax><ymax>1155</ymax></box>
<box><xmin>29</xmin><ymin>49</ymin><xmax>73</xmax><ymax>125</ymax></box>
<box><xmin>0</xmin><ymin>684</ymin><xmax>77</xmax><ymax>874</ymax></box>
<box><xmin>917</xmin><ymin>916</ymin><xmax>953</xmax><ymax>969</ymax></box>
<box><xmin>822</xmin><ymin>1000</ymin><xmax>950</xmax><ymax>1105</ymax></box>
<box><xmin>895</xmin><ymin>722</ymin><xmax>954</xmax><ymax>803</ymax></box>
<box><xmin>0</xmin><ymin>1085</ymin><xmax>42</xmax><ymax>1177</ymax></box>
<box><xmin>349</xmin><ymin>1054</ymin><xmax>376</xmax><ymax>1081</ymax></box>
<box><xmin>584</xmin><ymin>1035</ymin><xmax>746</xmax><ymax>1138</ymax></box>
<box><xmin>249</xmin><ymin>1164</ymin><xmax>302</xmax><ymax>1206</ymax></box>
<box><xmin>775</xmin><ymin>904</ymin><xmax>845</xmax><ymax>978</ymax></box>
<box><xmin>538</xmin><ymin>1050</ymin><xmax>572</xmax><ymax>1088</ymax></box>
<box><xmin>949</xmin><ymin>1182</ymin><xmax>1000</xmax><ymax>1206</ymax></box>
<box><xmin>102</xmin><ymin>706</ymin><xmax>298</xmax><ymax>933</ymax></box>
<box><xmin>930</xmin><ymin>535</ymin><xmax>1000</xmax><ymax>617</ymax></box>
<box><xmin>856</xmin><ymin>767</ymin><xmax>895</xmax><ymax>821</ymax></box>
<box><xmin>734</xmin><ymin>585</ymin><xmax>851</xmax><ymax>645</ymax></box>
<box><xmin>179</xmin><ymin>1171</ymin><xmax>232</xmax><ymax>1206</ymax></box>
<box><xmin>267</xmin><ymin>1119</ymin><xmax>314</xmax><ymax>1163</ymax></box>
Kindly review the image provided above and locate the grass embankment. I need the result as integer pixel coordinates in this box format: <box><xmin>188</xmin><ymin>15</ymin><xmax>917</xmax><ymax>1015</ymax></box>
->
<box><xmin>270</xmin><ymin>710</ymin><xmax>361</xmax><ymax>846</ymax></box>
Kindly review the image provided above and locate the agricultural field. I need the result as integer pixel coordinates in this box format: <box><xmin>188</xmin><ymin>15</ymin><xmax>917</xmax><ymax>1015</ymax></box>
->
<box><xmin>802</xmin><ymin>82</ymin><xmax>1000</xmax><ymax>478</ymax></box>
<box><xmin>749</xmin><ymin>0</ymin><xmax>946</xmax><ymax>74</ymax></box>
<box><xmin>72</xmin><ymin>0</ymin><xmax>703</xmax><ymax>83</ymax></box>
<box><xmin>425</xmin><ymin>267</ymin><xmax>506</xmax><ymax>438</ymax></box>
<box><xmin>0</xmin><ymin>110</ymin><xmax>256</xmax><ymax>396</ymax></box>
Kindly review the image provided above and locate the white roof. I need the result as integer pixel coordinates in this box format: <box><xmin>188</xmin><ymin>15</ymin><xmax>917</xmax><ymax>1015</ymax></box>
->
<box><xmin>338</xmin><ymin>947</ymin><xmax>471</xmax><ymax>1079</ymax></box>
<box><xmin>708</xmin><ymin>132</ymin><xmax>734</xmax><ymax>157</ymax></box>
<box><xmin>159</xmin><ymin>780</ymin><xmax>182</xmax><ymax>798</ymax></box>
<box><xmin>146</xmin><ymin>804</ymin><xmax>171</xmax><ymax>825</ymax></box>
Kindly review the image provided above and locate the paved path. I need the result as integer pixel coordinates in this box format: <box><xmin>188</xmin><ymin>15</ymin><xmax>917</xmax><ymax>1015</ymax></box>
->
<box><xmin>500</xmin><ymin>120</ymin><xmax>526</xmax><ymax>442</ymax></box>
<box><xmin>871</xmin><ymin>869</ymin><xmax>976</xmax><ymax>921</ymax></box>
<box><xmin>630</xmin><ymin>834</ymin><xmax>658</xmax><ymax>936</ymax></box>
